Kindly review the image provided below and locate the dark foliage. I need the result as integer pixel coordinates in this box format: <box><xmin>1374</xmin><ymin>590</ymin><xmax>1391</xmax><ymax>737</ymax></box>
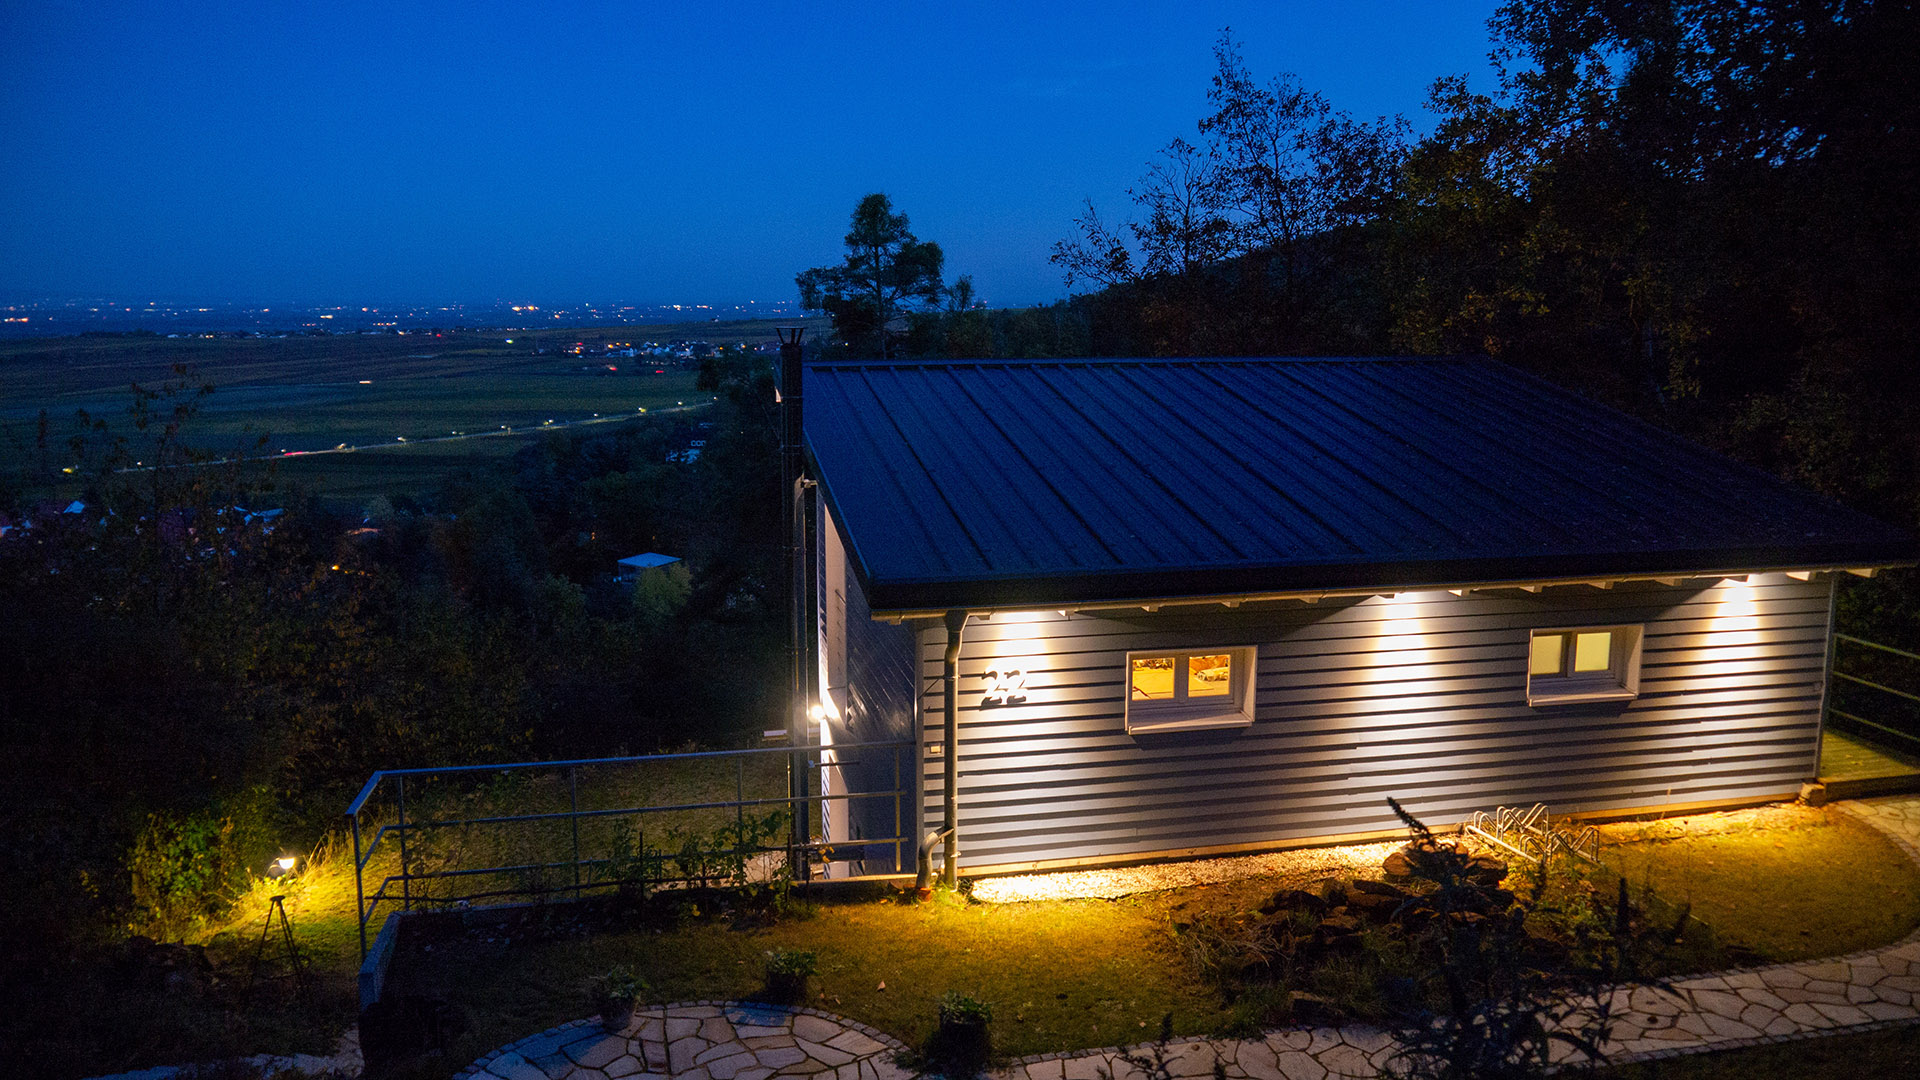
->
<box><xmin>0</xmin><ymin>362</ymin><xmax>785</xmax><ymax>975</ymax></box>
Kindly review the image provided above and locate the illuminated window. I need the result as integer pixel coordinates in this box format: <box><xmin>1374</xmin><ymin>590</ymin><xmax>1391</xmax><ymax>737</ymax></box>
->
<box><xmin>1526</xmin><ymin>626</ymin><xmax>1642</xmax><ymax>705</ymax></box>
<box><xmin>1125</xmin><ymin>648</ymin><xmax>1255</xmax><ymax>734</ymax></box>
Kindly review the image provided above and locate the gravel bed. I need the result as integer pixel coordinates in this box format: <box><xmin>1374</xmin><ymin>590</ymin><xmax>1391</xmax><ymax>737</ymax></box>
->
<box><xmin>970</xmin><ymin>840</ymin><xmax>1405</xmax><ymax>903</ymax></box>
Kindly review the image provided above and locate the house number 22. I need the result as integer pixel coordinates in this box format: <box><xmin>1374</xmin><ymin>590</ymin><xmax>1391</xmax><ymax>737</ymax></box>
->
<box><xmin>982</xmin><ymin>667</ymin><xmax>1027</xmax><ymax>706</ymax></box>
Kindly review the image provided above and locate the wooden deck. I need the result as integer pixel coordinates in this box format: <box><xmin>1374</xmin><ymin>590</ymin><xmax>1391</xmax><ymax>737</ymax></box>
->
<box><xmin>1820</xmin><ymin>727</ymin><xmax>1920</xmax><ymax>798</ymax></box>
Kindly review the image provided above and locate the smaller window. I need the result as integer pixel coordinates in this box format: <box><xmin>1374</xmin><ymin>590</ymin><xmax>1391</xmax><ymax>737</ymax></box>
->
<box><xmin>1125</xmin><ymin>647</ymin><xmax>1255</xmax><ymax>734</ymax></box>
<box><xmin>1526</xmin><ymin>625</ymin><xmax>1642</xmax><ymax>705</ymax></box>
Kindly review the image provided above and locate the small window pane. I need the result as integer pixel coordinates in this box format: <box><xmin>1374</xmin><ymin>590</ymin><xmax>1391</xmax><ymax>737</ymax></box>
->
<box><xmin>1131</xmin><ymin>656</ymin><xmax>1175</xmax><ymax>700</ymax></box>
<box><xmin>1573</xmin><ymin>632</ymin><xmax>1613</xmax><ymax>673</ymax></box>
<box><xmin>1529</xmin><ymin>634</ymin><xmax>1564</xmax><ymax>676</ymax></box>
<box><xmin>1187</xmin><ymin>654</ymin><xmax>1231</xmax><ymax>697</ymax></box>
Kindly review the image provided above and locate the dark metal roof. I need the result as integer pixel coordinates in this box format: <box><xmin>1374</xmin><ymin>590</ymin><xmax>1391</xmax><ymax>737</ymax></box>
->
<box><xmin>803</xmin><ymin>358</ymin><xmax>1916</xmax><ymax>613</ymax></box>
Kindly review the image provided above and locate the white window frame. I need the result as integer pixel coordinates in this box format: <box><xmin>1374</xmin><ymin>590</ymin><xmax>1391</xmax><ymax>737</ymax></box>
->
<box><xmin>1124</xmin><ymin>646</ymin><xmax>1257</xmax><ymax>734</ymax></box>
<box><xmin>1526</xmin><ymin>625</ymin><xmax>1643</xmax><ymax>706</ymax></box>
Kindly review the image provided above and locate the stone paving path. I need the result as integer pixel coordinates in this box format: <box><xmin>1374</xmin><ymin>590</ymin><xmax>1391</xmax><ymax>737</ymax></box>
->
<box><xmin>456</xmin><ymin>1002</ymin><xmax>911</xmax><ymax>1080</ymax></box>
<box><xmin>458</xmin><ymin>796</ymin><xmax>1920</xmax><ymax>1080</ymax></box>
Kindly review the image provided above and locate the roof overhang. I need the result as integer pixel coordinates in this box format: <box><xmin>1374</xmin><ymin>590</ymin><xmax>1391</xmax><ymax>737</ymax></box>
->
<box><xmin>862</xmin><ymin>556</ymin><xmax>1913</xmax><ymax>622</ymax></box>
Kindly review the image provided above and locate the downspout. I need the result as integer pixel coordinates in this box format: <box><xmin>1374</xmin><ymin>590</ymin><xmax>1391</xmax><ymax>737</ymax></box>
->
<box><xmin>942</xmin><ymin>608</ymin><xmax>967</xmax><ymax>886</ymax></box>
<box><xmin>915</xmin><ymin>608</ymin><xmax>968</xmax><ymax>890</ymax></box>
<box><xmin>777</xmin><ymin>327</ymin><xmax>809</xmax><ymax>879</ymax></box>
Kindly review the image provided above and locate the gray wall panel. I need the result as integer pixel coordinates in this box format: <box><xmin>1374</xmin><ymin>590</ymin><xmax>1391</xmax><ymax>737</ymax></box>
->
<box><xmin>906</xmin><ymin>576</ymin><xmax>1831</xmax><ymax>870</ymax></box>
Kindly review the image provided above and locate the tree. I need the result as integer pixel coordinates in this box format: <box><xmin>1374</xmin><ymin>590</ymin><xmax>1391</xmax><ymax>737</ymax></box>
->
<box><xmin>1199</xmin><ymin>31</ymin><xmax>1409</xmax><ymax>293</ymax></box>
<box><xmin>796</xmin><ymin>193</ymin><xmax>946</xmax><ymax>358</ymax></box>
<box><xmin>1050</xmin><ymin>30</ymin><xmax>1407</xmax><ymax>354</ymax></box>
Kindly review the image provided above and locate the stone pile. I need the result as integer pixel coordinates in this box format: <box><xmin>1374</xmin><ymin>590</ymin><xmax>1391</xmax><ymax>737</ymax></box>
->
<box><xmin>1247</xmin><ymin>847</ymin><xmax>1516</xmax><ymax>966</ymax></box>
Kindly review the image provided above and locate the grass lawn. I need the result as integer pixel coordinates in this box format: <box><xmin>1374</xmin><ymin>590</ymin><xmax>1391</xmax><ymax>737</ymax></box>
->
<box><xmin>390</xmin><ymin>886</ymin><xmax>1230</xmax><ymax>1072</ymax></box>
<box><xmin>22</xmin><ymin>794</ymin><xmax>1917</xmax><ymax>1080</ymax></box>
<box><xmin>1596</xmin><ymin>804</ymin><xmax>1920</xmax><ymax>963</ymax></box>
<box><xmin>376</xmin><ymin>802</ymin><xmax>1920</xmax><ymax>1078</ymax></box>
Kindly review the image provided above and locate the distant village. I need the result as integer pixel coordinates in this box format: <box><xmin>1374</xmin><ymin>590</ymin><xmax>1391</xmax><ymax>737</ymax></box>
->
<box><xmin>555</xmin><ymin>337</ymin><xmax>777</xmax><ymax>371</ymax></box>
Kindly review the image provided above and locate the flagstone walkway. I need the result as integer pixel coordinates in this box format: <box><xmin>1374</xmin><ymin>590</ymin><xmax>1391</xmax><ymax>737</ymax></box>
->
<box><xmin>456</xmin><ymin>1002</ymin><xmax>912</xmax><ymax>1080</ymax></box>
<box><xmin>457</xmin><ymin>796</ymin><xmax>1920</xmax><ymax>1080</ymax></box>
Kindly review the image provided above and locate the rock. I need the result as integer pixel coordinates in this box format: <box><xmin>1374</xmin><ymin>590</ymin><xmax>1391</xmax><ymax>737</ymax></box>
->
<box><xmin>1384</xmin><ymin>838</ymin><xmax>1468</xmax><ymax>881</ymax></box>
<box><xmin>1464</xmin><ymin>854</ymin><xmax>1509</xmax><ymax>885</ymax></box>
<box><xmin>1350</xmin><ymin>879</ymin><xmax>1409</xmax><ymax>899</ymax></box>
<box><xmin>1345</xmin><ymin>890</ymin><xmax>1402</xmax><ymax>919</ymax></box>
<box><xmin>1260</xmin><ymin>888</ymin><xmax>1328</xmax><ymax>916</ymax></box>
<box><xmin>1316</xmin><ymin>913</ymin><xmax>1363</xmax><ymax>942</ymax></box>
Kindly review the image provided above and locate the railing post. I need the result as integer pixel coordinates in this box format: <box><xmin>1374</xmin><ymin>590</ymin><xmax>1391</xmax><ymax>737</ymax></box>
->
<box><xmin>569</xmin><ymin>766</ymin><xmax>582</xmax><ymax>893</ymax></box>
<box><xmin>396</xmin><ymin>776</ymin><xmax>411</xmax><ymax>913</ymax></box>
<box><xmin>894</xmin><ymin>745</ymin><xmax>903</xmax><ymax>874</ymax></box>
<box><xmin>350</xmin><ymin>810</ymin><xmax>366</xmax><ymax>961</ymax></box>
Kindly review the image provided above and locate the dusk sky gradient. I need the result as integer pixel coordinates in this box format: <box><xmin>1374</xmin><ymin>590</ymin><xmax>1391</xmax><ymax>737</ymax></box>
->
<box><xmin>1</xmin><ymin>1</ymin><xmax>1502</xmax><ymax>308</ymax></box>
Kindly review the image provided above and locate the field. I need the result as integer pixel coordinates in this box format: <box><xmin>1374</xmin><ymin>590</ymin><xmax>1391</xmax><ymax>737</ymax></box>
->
<box><xmin>0</xmin><ymin>317</ymin><xmax>827</xmax><ymax>501</ymax></box>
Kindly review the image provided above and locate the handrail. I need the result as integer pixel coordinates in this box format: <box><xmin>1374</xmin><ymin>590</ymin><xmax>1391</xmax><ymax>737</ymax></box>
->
<box><xmin>345</xmin><ymin>739</ymin><xmax>914</xmax><ymax>960</ymax></box>
<box><xmin>1827</xmin><ymin>633</ymin><xmax>1920</xmax><ymax>752</ymax></box>
<box><xmin>1832</xmin><ymin>670</ymin><xmax>1920</xmax><ymax>706</ymax></box>
<box><xmin>345</xmin><ymin>738</ymin><xmax>910</xmax><ymax>817</ymax></box>
<box><xmin>1836</xmin><ymin>633</ymin><xmax>1920</xmax><ymax>664</ymax></box>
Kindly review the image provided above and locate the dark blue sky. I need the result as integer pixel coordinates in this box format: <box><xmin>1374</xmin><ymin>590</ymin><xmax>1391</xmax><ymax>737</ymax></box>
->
<box><xmin>1</xmin><ymin>2</ymin><xmax>1502</xmax><ymax>308</ymax></box>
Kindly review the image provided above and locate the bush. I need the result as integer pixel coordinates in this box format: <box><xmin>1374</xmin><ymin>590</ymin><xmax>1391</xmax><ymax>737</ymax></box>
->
<box><xmin>589</xmin><ymin>965</ymin><xmax>650</xmax><ymax>1031</ymax></box>
<box><xmin>763</xmin><ymin>949</ymin><xmax>817</xmax><ymax>1003</ymax></box>
<box><xmin>927</xmin><ymin>991</ymin><xmax>993</xmax><ymax>1076</ymax></box>
<box><xmin>128</xmin><ymin>803</ymin><xmax>266</xmax><ymax>940</ymax></box>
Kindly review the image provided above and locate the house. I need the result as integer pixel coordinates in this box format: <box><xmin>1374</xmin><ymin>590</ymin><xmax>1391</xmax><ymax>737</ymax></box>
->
<box><xmin>789</xmin><ymin>356</ymin><xmax>1916</xmax><ymax>882</ymax></box>
<box><xmin>616</xmin><ymin>551</ymin><xmax>680</xmax><ymax>582</ymax></box>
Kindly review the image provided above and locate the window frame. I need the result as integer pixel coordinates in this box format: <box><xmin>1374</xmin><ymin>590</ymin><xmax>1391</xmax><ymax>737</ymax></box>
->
<box><xmin>1525</xmin><ymin>625</ymin><xmax>1643</xmax><ymax>706</ymax></box>
<box><xmin>1124</xmin><ymin>646</ymin><xmax>1257</xmax><ymax>734</ymax></box>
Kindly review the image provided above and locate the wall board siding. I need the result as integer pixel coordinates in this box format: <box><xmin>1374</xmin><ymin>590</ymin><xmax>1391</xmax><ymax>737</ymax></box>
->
<box><xmin>912</xmin><ymin>576</ymin><xmax>1831</xmax><ymax>870</ymax></box>
<box><xmin>824</xmin><ymin>507</ymin><xmax>918</xmax><ymax>871</ymax></box>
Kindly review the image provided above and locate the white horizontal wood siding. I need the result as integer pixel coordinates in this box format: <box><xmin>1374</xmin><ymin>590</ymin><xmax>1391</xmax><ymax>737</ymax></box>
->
<box><xmin>917</xmin><ymin>575</ymin><xmax>1831</xmax><ymax>871</ymax></box>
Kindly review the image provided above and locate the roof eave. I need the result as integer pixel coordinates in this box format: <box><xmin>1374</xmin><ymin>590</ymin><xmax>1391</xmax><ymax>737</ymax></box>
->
<box><xmin>862</xmin><ymin>545</ymin><xmax>1918</xmax><ymax>620</ymax></box>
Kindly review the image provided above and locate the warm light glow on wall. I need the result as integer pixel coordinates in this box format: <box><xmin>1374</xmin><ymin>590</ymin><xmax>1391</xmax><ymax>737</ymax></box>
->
<box><xmin>1363</xmin><ymin>592</ymin><xmax>1443</xmax><ymax>681</ymax></box>
<box><xmin>976</xmin><ymin>611</ymin><xmax>1060</xmax><ymax>709</ymax></box>
<box><xmin>1708</xmin><ymin>576</ymin><xmax>1764</xmax><ymax>649</ymax></box>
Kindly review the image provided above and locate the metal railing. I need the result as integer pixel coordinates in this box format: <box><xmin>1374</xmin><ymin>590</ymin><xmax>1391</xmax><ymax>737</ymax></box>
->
<box><xmin>345</xmin><ymin>739</ymin><xmax>912</xmax><ymax>959</ymax></box>
<box><xmin>1828</xmin><ymin>633</ymin><xmax>1920</xmax><ymax>750</ymax></box>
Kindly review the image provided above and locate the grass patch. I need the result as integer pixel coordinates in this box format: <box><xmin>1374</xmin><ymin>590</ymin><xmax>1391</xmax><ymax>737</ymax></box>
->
<box><xmin>21</xmin><ymin>794</ymin><xmax>1919</xmax><ymax>1080</ymax></box>
<box><xmin>390</xmin><ymin>886</ymin><xmax>1229</xmax><ymax>1075</ymax></box>
<box><xmin>1597</xmin><ymin>804</ymin><xmax>1920</xmax><ymax>963</ymax></box>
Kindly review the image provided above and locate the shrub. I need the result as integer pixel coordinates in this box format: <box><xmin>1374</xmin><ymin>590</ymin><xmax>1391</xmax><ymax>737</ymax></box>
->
<box><xmin>927</xmin><ymin>991</ymin><xmax>994</xmax><ymax>1077</ymax></box>
<box><xmin>936</xmin><ymin>990</ymin><xmax>992</xmax><ymax>1027</ymax></box>
<box><xmin>128</xmin><ymin>805</ymin><xmax>262</xmax><ymax>940</ymax></box>
<box><xmin>589</xmin><ymin>965</ymin><xmax>650</xmax><ymax>1031</ymax></box>
<box><xmin>763</xmin><ymin>948</ymin><xmax>817</xmax><ymax>1003</ymax></box>
<box><xmin>764</xmin><ymin>948</ymin><xmax>818</xmax><ymax>978</ymax></box>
